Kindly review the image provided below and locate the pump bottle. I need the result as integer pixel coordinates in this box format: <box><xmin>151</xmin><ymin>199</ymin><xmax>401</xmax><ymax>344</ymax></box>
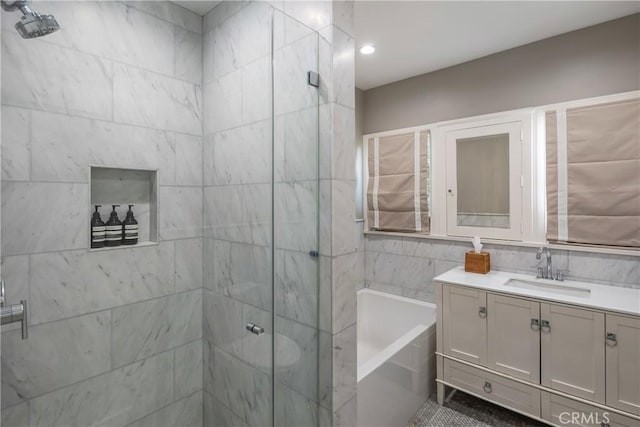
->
<box><xmin>105</xmin><ymin>205</ymin><xmax>123</xmax><ymax>247</ymax></box>
<box><xmin>122</xmin><ymin>204</ymin><xmax>138</xmax><ymax>245</ymax></box>
<box><xmin>90</xmin><ymin>205</ymin><xmax>106</xmax><ymax>248</ymax></box>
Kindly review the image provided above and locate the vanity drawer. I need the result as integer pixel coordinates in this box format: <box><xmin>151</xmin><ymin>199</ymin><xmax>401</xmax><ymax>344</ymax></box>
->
<box><xmin>541</xmin><ymin>392</ymin><xmax>639</xmax><ymax>427</ymax></box>
<box><xmin>443</xmin><ymin>359</ymin><xmax>541</xmax><ymax>418</ymax></box>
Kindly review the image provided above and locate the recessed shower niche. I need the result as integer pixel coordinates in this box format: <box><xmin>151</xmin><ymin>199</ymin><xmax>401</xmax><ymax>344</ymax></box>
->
<box><xmin>89</xmin><ymin>166</ymin><xmax>158</xmax><ymax>250</ymax></box>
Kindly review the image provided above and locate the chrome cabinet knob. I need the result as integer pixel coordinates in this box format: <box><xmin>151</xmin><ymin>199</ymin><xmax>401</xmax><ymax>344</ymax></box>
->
<box><xmin>605</xmin><ymin>332</ymin><xmax>617</xmax><ymax>346</ymax></box>
<box><xmin>483</xmin><ymin>381</ymin><xmax>492</xmax><ymax>393</ymax></box>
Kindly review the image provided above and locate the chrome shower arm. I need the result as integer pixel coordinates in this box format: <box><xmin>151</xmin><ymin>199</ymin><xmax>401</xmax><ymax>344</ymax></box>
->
<box><xmin>1</xmin><ymin>0</ymin><xmax>30</xmax><ymax>14</ymax></box>
<box><xmin>17</xmin><ymin>2</ymin><xmax>34</xmax><ymax>16</ymax></box>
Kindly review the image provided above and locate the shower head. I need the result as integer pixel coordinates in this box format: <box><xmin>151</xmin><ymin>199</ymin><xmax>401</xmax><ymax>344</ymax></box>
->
<box><xmin>1</xmin><ymin>0</ymin><xmax>59</xmax><ymax>39</ymax></box>
<box><xmin>15</xmin><ymin>11</ymin><xmax>60</xmax><ymax>38</ymax></box>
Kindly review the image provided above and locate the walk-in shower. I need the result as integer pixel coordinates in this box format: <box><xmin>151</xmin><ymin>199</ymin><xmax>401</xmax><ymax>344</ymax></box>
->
<box><xmin>1</xmin><ymin>0</ymin><xmax>59</xmax><ymax>38</ymax></box>
<box><xmin>0</xmin><ymin>1</ymin><xmax>328</xmax><ymax>426</ymax></box>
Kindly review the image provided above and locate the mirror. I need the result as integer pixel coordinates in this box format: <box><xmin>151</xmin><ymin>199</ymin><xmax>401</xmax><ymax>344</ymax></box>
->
<box><xmin>456</xmin><ymin>133</ymin><xmax>510</xmax><ymax>228</ymax></box>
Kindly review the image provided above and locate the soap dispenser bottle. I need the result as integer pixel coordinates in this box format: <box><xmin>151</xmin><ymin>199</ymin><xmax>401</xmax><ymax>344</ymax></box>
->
<box><xmin>90</xmin><ymin>205</ymin><xmax>106</xmax><ymax>249</ymax></box>
<box><xmin>105</xmin><ymin>205</ymin><xmax>123</xmax><ymax>247</ymax></box>
<box><xmin>122</xmin><ymin>204</ymin><xmax>138</xmax><ymax>245</ymax></box>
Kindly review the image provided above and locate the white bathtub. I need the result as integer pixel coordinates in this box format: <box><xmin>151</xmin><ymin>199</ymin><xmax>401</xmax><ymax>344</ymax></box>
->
<box><xmin>357</xmin><ymin>289</ymin><xmax>437</xmax><ymax>427</ymax></box>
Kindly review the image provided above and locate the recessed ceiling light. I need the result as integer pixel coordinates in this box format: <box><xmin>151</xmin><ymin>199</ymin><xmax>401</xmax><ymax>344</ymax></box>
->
<box><xmin>360</xmin><ymin>45</ymin><xmax>375</xmax><ymax>55</ymax></box>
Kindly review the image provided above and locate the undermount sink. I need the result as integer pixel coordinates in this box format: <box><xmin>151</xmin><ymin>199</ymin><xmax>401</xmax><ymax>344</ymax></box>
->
<box><xmin>505</xmin><ymin>278</ymin><xmax>591</xmax><ymax>298</ymax></box>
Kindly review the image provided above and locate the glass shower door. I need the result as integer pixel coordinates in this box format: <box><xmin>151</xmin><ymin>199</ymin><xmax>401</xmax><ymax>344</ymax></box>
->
<box><xmin>204</xmin><ymin>4</ymin><xmax>321</xmax><ymax>426</ymax></box>
<box><xmin>272</xmin><ymin>9</ymin><xmax>323</xmax><ymax>427</ymax></box>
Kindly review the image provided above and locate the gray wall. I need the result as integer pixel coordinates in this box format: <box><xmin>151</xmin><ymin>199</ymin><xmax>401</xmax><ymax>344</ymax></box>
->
<box><xmin>1</xmin><ymin>2</ymin><xmax>204</xmax><ymax>426</ymax></box>
<box><xmin>356</xmin><ymin>88</ymin><xmax>365</xmax><ymax>142</ymax></box>
<box><xmin>362</xmin><ymin>13</ymin><xmax>640</xmax><ymax>133</ymax></box>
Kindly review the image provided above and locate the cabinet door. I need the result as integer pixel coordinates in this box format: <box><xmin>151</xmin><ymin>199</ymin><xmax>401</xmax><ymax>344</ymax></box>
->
<box><xmin>487</xmin><ymin>294</ymin><xmax>540</xmax><ymax>382</ymax></box>
<box><xmin>541</xmin><ymin>303</ymin><xmax>605</xmax><ymax>403</ymax></box>
<box><xmin>606</xmin><ymin>314</ymin><xmax>640</xmax><ymax>415</ymax></box>
<box><xmin>442</xmin><ymin>285</ymin><xmax>487</xmax><ymax>365</ymax></box>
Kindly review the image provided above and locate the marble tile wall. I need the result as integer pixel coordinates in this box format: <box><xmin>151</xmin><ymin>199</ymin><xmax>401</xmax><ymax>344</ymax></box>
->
<box><xmin>364</xmin><ymin>235</ymin><xmax>640</xmax><ymax>305</ymax></box>
<box><xmin>0</xmin><ymin>1</ymin><xmax>204</xmax><ymax>426</ymax></box>
<box><xmin>316</xmin><ymin>2</ymin><xmax>359</xmax><ymax>425</ymax></box>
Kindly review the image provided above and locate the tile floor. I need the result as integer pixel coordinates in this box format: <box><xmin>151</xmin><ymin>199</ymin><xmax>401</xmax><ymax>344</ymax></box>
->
<box><xmin>408</xmin><ymin>391</ymin><xmax>547</xmax><ymax>427</ymax></box>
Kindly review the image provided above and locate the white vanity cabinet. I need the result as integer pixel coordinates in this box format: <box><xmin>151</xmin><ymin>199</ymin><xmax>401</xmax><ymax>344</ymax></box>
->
<box><xmin>605</xmin><ymin>315</ymin><xmax>640</xmax><ymax>416</ymax></box>
<box><xmin>540</xmin><ymin>303</ymin><xmax>605</xmax><ymax>403</ymax></box>
<box><xmin>441</xmin><ymin>285</ymin><xmax>487</xmax><ymax>365</ymax></box>
<box><xmin>487</xmin><ymin>294</ymin><xmax>540</xmax><ymax>383</ymax></box>
<box><xmin>435</xmin><ymin>269</ymin><xmax>640</xmax><ymax>427</ymax></box>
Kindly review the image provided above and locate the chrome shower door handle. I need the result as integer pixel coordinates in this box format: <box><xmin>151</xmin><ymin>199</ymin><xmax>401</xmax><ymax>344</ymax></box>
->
<box><xmin>246</xmin><ymin>323</ymin><xmax>264</xmax><ymax>335</ymax></box>
<box><xmin>0</xmin><ymin>280</ymin><xmax>5</xmax><ymax>307</ymax></box>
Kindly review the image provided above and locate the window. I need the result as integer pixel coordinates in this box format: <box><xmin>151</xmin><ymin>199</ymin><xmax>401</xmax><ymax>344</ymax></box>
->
<box><xmin>365</xmin><ymin>130</ymin><xmax>429</xmax><ymax>232</ymax></box>
<box><xmin>545</xmin><ymin>98</ymin><xmax>640</xmax><ymax>247</ymax></box>
<box><xmin>362</xmin><ymin>91</ymin><xmax>639</xmax><ymax>252</ymax></box>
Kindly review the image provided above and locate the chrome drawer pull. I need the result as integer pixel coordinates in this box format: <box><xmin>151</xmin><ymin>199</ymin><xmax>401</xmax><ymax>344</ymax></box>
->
<box><xmin>605</xmin><ymin>332</ymin><xmax>617</xmax><ymax>346</ymax></box>
<box><xmin>530</xmin><ymin>318</ymin><xmax>540</xmax><ymax>331</ymax></box>
<box><xmin>478</xmin><ymin>306</ymin><xmax>487</xmax><ymax>318</ymax></box>
<box><xmin>541</xmin><ymin>320</ymin><xmax>551</xmax><ymax>333</ymax></box>
<box><xmin>483</xmin><ymin>381</ymin><xmax>492</xmax><ymax>393</ymax></box>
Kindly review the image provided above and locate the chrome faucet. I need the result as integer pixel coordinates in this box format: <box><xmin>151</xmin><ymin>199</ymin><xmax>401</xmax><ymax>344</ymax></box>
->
<box><xmin>536</xmin><ymin>247</ymin><xmax>553</xmax><ymax>280</ymax></box>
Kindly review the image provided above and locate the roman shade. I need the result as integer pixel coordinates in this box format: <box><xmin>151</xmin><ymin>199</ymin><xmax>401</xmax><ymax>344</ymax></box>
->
<box><xmin>546</xmin><ymin>98</ymin><xmax>640</xmax><ymax>247</ymax></box>
<box><xmin>367</xmin><ymin>131</ymin><xmax>429</xmax><ymax>232</ymax></box>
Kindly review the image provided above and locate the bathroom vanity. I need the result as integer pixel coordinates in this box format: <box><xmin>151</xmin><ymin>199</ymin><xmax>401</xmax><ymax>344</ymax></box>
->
<box><xmin>435</xmin><ymin>267</ymin><xmax>640</xmax><ymax>427</ymax></box>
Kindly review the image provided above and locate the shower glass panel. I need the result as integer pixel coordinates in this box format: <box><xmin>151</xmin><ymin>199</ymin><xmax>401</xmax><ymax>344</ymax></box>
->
<box><xmin>272</xmin><ymin>9</ymin><xmax>321</xmax><ymax>427</ymax></box>
<box><xmin>204</xmin><ymin>5</ymin><xmax>321</xmax><ymax>426</ymax></box>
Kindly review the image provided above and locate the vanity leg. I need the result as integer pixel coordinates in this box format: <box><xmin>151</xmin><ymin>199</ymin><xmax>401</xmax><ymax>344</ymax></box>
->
<box><xmin>437</xmin><ymin>382</ymin><xmax>445</xmax><ymax>405</ymax></box>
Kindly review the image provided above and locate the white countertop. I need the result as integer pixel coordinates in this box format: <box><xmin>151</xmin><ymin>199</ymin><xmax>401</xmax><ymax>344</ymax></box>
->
<box><xmin>434</xmin><ymin>267</ymin><xmax>640</xmax><ymax>317</ymax></box>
